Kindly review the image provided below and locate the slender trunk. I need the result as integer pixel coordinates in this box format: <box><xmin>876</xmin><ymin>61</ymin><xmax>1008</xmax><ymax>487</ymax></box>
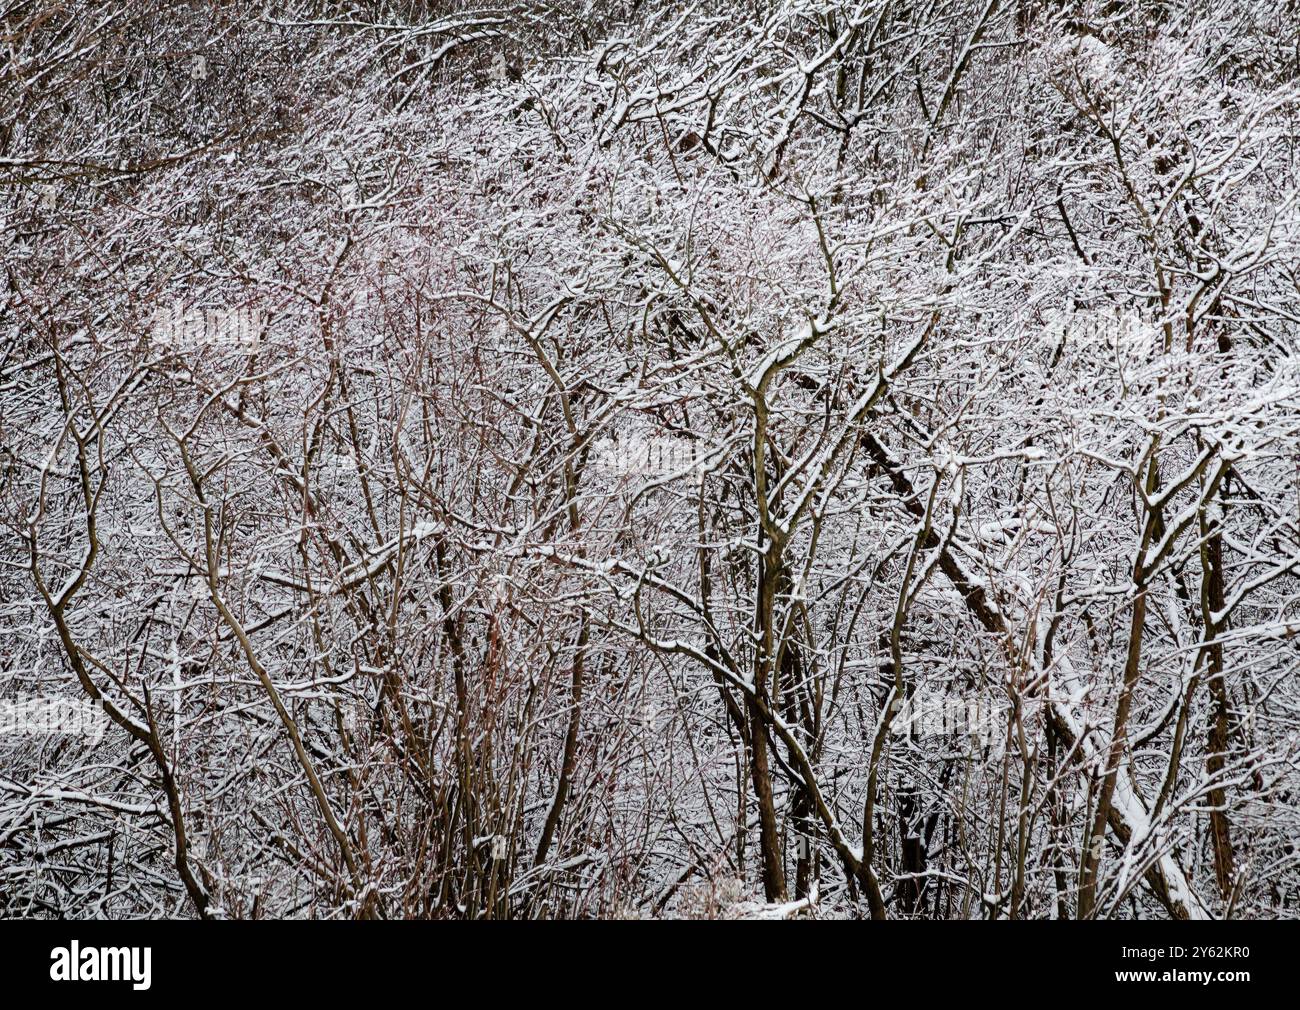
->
<box><xmin>1078</xmin><ymin>571</ymin><xmax>1148</xmax><ymax>919</ymax></box>
<box><xmin>1203</xmin><ymin>522</ymin><xmax>1236</xmax><ymax>901</ymax></box>
<box><xmin>747</xmin><ymin>697</ymin><xmax>787</xmax><ymax>902</ymax></box>
<box><xmin>534</xmin><ymin>625</ymin><xmax>587</xmax><ymax>868</ymax></box>
<box><xmin>751</xmin><ymin>549</ymin><xmax>787</xmax><ymax>903</ymax></box>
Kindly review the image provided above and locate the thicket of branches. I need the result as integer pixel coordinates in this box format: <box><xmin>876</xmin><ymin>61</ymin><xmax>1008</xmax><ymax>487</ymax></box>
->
<box><xmin>3</xmin><ymin>0</ymin><xmax>1300</xmax><ymax>919</ymax></box>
